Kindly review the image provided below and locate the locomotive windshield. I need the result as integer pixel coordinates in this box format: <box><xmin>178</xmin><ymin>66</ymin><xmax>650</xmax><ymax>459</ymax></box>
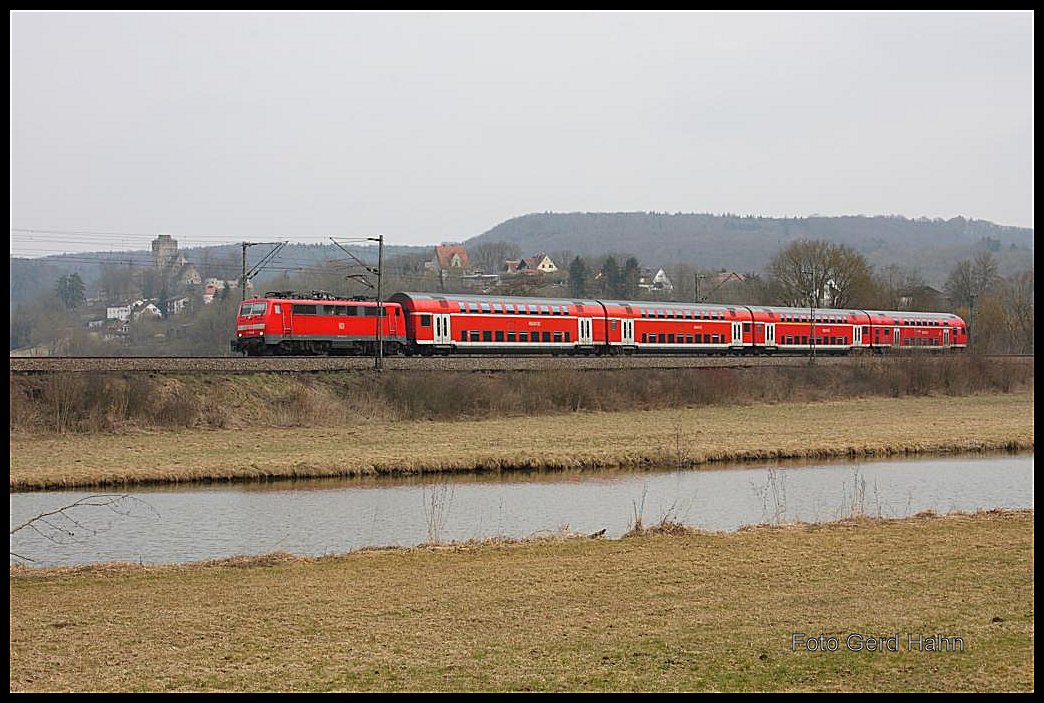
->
<box><xmin>239</xmin><ymin>302</ymin><xmax>267</xmax><ymax>317</ymax></box>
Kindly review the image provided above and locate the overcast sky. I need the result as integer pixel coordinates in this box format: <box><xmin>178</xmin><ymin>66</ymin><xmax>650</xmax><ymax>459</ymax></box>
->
<box><xmin>9</xmin><ymin>11</ymin><xmax>1034</xmax><ymax>258</ymax></box>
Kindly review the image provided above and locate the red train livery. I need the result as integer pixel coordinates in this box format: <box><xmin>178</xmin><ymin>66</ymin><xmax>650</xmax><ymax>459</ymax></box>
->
<box><xmin>231</xmin><ymin>291</ymin><xmax>968</xmax><ymax>356</ymax></box>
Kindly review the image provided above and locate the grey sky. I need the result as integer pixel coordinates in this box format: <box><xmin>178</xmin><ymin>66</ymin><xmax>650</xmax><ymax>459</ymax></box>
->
<box><xmin>9</xmin><ymin>11</ymin><xmax>1034</xmax><ymax>257</ymax></box>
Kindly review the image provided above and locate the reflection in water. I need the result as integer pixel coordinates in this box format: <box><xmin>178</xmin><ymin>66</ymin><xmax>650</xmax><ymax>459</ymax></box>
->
<box><xmin>9</xmin><ymin>453</ymin><xmax>1034</xmax><ymax>567</ymax></box>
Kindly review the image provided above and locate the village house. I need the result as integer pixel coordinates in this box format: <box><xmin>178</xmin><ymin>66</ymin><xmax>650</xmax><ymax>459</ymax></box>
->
<box><xmin>426</xmin><ymin>243</ymin><xmax>470</xmax><ymax>272</ymax></box>
<box><xmin>639</xmin><ymin>268</ymin><xmax>674</xmax><ymax>292</ymax></box>
<box><xmin>505</xmin><ymin>253</ymin><xmax>558</xmax><ymax>275</ymax></box>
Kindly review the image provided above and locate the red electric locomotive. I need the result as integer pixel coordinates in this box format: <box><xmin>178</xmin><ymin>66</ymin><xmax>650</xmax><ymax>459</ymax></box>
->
<box><xmin>231</xmin><ymin>292</ymin><xmax>406</xmax><ymax>356</ymax></box>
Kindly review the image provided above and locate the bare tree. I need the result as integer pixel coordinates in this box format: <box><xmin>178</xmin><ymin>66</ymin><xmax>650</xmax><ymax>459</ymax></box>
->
<box><xmin>1000</xmin><ymin>270</ymin><xmax>1034</xmax><ymax>354</ymax></box>
<box><xmin>10</xmin><ymin>494</ymin><xmax>156</xmax><ymax>564</ymax></box>
<box><xmin>767</xmin><ymin>239</ymin><xmax>875</xmax><ymax>308</ymax></box>
<box><xmin>469</xmin><ymin>241</ymin><xmax>521</xmax><ymax>275</ymax></box>
<box><xmin>945</xmin><ymin>251</ymin><xmax>1000</xmax><ymax>310</ymax></box>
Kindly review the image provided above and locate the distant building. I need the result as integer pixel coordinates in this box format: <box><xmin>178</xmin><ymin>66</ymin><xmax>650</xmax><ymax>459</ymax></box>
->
<box><xmin>152</xmin><ymin>234</ymin><xmax>179</xmax><ymax>269</ymax></box>
<box><xmin>428</xmin><ymin>243</ymin><xmax>470</xmax><ymax>271</ymax></box>
<box><xmin>639</xmin><ymin>268</ymin><xmax>674</xmax><ymax>292</ymax></box>
<box><xmin>650</xmin><ymin>268</ymin><xmax>673</xmax><ymax>292</ymax></box>
<box><xmin>133</xmin><ymin>302</ymin><xmax>163</xmax><ymax>319</ymax></box>
<box><xmin>106</xmin><ymin>305</ymin><xmax>132</xmax><ymax>322</ymax></box>
<box><xmin>166</xmin><ymin>297</ymin><xmax>191</xmax><ymax>316</ymax></box>
<box><xmin>506</xmin><ymin>253</ymin><xmax>558</xmax><ymax>275</ymax></box>
<box><xmin>714</xmin><ymin>271</ymin><xmax>747</xmax><ymax>287</ymax></box>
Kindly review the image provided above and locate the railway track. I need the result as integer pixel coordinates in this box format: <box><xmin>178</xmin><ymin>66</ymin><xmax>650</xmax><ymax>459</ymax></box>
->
<box><xmin>8</xmin><ymin>354</ymin><xmax>1031</xmax><ymax>374</ymax></box>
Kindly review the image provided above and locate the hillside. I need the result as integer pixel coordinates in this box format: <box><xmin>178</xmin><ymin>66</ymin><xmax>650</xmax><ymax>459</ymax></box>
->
<box><xmin>468</xmin><ymin>212</ymin><xmax>1034</xmax><ymax>285</ymax></box>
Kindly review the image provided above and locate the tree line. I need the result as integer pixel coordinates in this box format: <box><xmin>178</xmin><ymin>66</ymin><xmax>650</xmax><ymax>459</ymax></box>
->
<box><xmin>9</xmin><ymin>239</ymin><xmax>1034</xmax><ymax>355</ymax></box>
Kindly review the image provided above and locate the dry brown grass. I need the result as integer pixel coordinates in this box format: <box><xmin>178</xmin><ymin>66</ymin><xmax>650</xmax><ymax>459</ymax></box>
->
<box><xmin>9</xmin><ymin>510</ymin><xmax>1034</xmax><ymax>692</ymax></box>
<box><xmin>9</xmin><ymin>391</ymin><xmax>1034</xmax><ymax>490</ymax></box>
<box><xmin>8</xmin><ymin>356</ymin><xmax>1034</xmax><ymax>434</ymax></box>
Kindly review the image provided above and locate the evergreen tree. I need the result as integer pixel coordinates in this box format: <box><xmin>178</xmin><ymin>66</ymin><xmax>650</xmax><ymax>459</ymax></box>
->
<box><xmin>55</xmin><ymin>273</ymin><xmax>86</xmax><ymax>309</ymax></box>
<box><xmin>568</xmin><ymin>256</ymin><xmax>589</xmax><ymax>297</ymax></box>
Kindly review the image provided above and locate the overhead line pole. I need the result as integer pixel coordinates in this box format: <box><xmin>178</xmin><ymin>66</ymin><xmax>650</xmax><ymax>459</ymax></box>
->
<box><xmin>369</xmin><ymin>235</ymin><xmax>384</xmax><ymax>372</ymax></box>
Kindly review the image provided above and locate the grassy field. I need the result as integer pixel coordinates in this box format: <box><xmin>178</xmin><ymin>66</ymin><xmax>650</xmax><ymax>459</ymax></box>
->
<box><xmin>9</xmin><ymin>390</ymin><xmax>1034</xmax><ymax>490</ymax></box>
<box><xmin>9</xmin><ymin>510</ymin><xmax>1034</xmax><ymax>692</ymax></box>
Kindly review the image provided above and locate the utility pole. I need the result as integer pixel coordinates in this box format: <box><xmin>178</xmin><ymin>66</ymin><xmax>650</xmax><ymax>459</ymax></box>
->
<box><xmin>369</xmin><ymin>235</ymin><xmax>384</xmax><ymax>372</ymax></box>
<box><xmin>694</xmin><ymin>273</ymin><xmax>707</xmax><ymax>304</ymax></box>
<box><xmin>241</xmin><ymin>241</ymin><xmax>288</xmax><ymax>301</ymax></box>
<box><xmin>328</xmin><ymin>235</ymin><xmax>384</xmax><ymax>370</ymax></box>
<box><xmin>803</xmin><ymin>264</ymin><xmax>817</xmax><ymax>364</ymax></box>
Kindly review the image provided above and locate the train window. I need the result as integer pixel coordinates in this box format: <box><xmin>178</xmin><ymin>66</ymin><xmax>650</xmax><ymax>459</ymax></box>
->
<box><xmin>491</xmin><ymin>331</ymin><xmax>501</xmax><ymax>342</ymax></box>
<box><xmin>273</xmin><ymin>304</ymin><xmax>281</xmax><ymax>315</ymax></box>
<box><xmin>420</xmin><ymin>314</ymin><xmax>432</xmax><ymax>327</ymax></box>
<box><xmin>564</xmin><ymin>332</ymin><xmax>570</xmax><ymax>342</ymax></box>
<box><xmin>459</xmin><ymin>303</ymin><xmax>467</xmax><ymax>313</ymax></box>
<box><xmin>743</xmin><ymin>323</ymin><xmax>751</xmax><ymax>333</ymax></box>
<box><xmin>550</xmin><ymin>305</ymin><xmax>560</xmax><ymax>315</ymax></box>
<box><xmin>292</xmin><ymin>304</ymin><xmax>317</xmax><ymax>315</ymax></box>
<box><xmin>461</xmin><ymin>331</ymin><xmax>468</xmax><ymax>342</ymax></box>
<box><xmin>541</xmin><ymin>305</ymin><xmax>551</xmax><ymax>315</ymax></box>
<box><xmin>505</xmin><ymin>304</ymin><xmax>514</xmax><ymax>313</ymax></box>
<box><xmin>641</xmin><ymin>333</ymin><xmax>648</xmax><ymax>343</ymax></box>
<box><xmin>471</xmin><ymin>331</ymin><xmax>481</xmax><ymax>342</ymax></box>
<box><xmin>507</xmin><ymin>331</ymin><xmax>516</xmax><ymax>342</ymax></box>
<box><xmin>542</xmin><ymin>331</ymin><xmax>551</xmax><ymax>342</ymax></box>
<box><xmin>519</xmin><ymin>332</ymin><xmax>528</xmax><ymax>342</ymax></box>
<box><xmin>686</xmin><ymin>335</ymin><xmax>693</xmax><ymax>344</ymax></box>
<box><xmin>553</xmin><ymin>331</ymin><xmax>563</xmax><ymax>342</ymax></box>
<box><xmin>480</xmin><ymin>303</ymin><xmax>491</xmax><ymax>313</ymax></box>
<box><xmin>493</xmin><ymin>303</ymin><xmax>503</xmax><ymax>313</ymax></box>
<box><xmin>469</xmin><ymin>302</ymin><xmax>480</xmax><ymax>313</ymax></box>
<box><xmin>667</xmin><ymin>334</ymin><xmax>675</xmax><ymax>343</ymax></box>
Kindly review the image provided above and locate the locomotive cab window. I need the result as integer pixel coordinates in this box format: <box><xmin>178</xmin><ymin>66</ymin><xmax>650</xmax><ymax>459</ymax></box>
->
<box><xmin>420</xmin><ymin>314</ymin><xmax>432</xmax><ymax>327</ymax></box>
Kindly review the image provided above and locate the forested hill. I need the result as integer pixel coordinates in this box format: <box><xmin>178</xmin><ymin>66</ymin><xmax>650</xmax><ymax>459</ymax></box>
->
<box><xmin>469</xmin><ymin>212</ymin><xmax>1034</xmax><ymax>283</ymax></box>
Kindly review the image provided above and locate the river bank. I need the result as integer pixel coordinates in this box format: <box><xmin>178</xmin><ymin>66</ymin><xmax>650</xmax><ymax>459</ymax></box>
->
<box><xmin>9</xmin><ymin>509</ymin><xmax>1034</xmax><ymax>692</ymax></box>
<box><xmin>9</xmin><ymin>390</ymin><xmax>1034</xmax><ymax>490</ymax></box>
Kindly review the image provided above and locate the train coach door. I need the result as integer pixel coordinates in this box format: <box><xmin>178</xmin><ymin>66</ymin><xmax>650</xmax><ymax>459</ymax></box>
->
<box><xmin>578</xmin><ymin>317</ymin><xmax>595</xmax><ymax>345</ymax></box>
<box><xmin>731</xmin><ymin>322</ymin><xmax>742</xmax><ymax>347</ymax></box>
<box><xmin>621</xmin><ymin>319</ymin><xmax>634</xmax><ymax>346</ymax></box>
<box><xmin>765</xmin><ymin>323</ymin><xmax>775</xmax><ymax>347</ymax></box>
<box><xmin>433</xmin><ymin>314</ymin><xmax>452</xmax><ymax>345</ymax></box>
<box><xmin>943</xmin><ymin>328</ymin><xmax>950</xmax><ymax>348</ymax></box>
<box><xmin>892</xmin><ymin>327</ymin><xmax>901</xmax><ymax>349</ymax></box>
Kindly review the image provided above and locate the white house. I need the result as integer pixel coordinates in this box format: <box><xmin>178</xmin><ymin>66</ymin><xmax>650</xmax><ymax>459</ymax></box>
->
<box><xmin>106</xmin><ymin>305</ymin><xmax>132</xmax><ymax>321</ymax></box>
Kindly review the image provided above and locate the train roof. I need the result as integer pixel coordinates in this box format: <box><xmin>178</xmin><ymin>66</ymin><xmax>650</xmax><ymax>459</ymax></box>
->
<box><xmin>862</xmin><ymin>310</ymin><xmax>966</xmax><ymax>325</ymax></box>
<box><xmin>389</xmin><ymin>292</ymin><xmax>604</xmax><ymax>307</ymax></box>
<box><xmin>242</xmin><ymin>294</ymin><xmax>387</xmax><ymax>305</ymax></box>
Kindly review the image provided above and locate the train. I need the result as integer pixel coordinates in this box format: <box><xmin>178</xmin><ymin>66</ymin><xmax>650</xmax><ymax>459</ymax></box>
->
<box><xmin>230</xmin><ymin>290</ymin><xmax>968</xmax><ymax>357</ymax></box>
